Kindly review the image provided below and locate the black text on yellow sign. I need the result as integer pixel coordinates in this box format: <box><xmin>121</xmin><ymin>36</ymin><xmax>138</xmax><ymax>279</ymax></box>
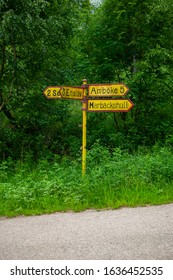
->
<box><xmin>88</xmin><ymin>83</ymin><xmax>129</xmax><ymax>97</ymax></box>
<box><xmin>43</xmin><ymin>86</ymin><xmax>62</xmax><ymax>99</ymax></box>
<box><xmin>87</xmin><ymin>99</ymin><xmax>134</xmax><ymax>112</ymax></box>
<box><xmin>61</xmin><ymin>86</ymin><xmax>84</xmax><ymax>100</ymax></box>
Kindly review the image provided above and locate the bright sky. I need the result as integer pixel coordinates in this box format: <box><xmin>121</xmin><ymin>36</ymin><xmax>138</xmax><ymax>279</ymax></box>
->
<box><xmin>90</xmin><ymin>0</ymin><xmax>102</xmax><ymax>5</ymax></box>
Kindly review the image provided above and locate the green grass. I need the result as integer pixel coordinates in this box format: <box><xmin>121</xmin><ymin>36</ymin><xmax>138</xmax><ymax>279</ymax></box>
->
<box><xmin>0</xmin><ymin>145</ymin><xmax>173</xmax><ymax>217</ymax></box>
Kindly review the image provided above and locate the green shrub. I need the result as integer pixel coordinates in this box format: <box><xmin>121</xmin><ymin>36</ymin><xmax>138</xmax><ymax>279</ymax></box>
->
<box><xmin>0</xmin><ymin>145</ymin><xmax>173</xmax><ymax>216</ymax></box>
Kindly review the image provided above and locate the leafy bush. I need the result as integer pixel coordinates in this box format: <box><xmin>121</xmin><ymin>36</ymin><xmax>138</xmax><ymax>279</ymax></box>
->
<box><xmin>0</xmin><ymin>145</ymin><xmax>173</xmax><ymax>216</ymax></box>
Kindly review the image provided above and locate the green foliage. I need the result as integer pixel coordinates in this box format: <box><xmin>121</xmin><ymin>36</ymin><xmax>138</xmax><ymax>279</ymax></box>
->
<box><xmin>81</xmin><ymin>0</ymin><xmax>173</xmax><ymax>148</ymax></box>
<box><xmin>0</xmin><ymin>0</ymin><xmax>91</xmax><ymax>160</ymax></box>
<box><xmin>0</xmin><ymin>145</ymin><xmax>173</xmax><ymax>216</ymax></box>
<box><xmin>1</xmin><ymin>0</ymin><xmax>173</xmax><ymax>161</ymax></box>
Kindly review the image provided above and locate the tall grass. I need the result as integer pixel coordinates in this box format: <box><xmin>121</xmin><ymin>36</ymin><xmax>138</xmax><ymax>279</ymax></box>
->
<box><xmin>0</xmin><ymin>145</ymin><xmax>173</xmax><ymax>217</ymax></box>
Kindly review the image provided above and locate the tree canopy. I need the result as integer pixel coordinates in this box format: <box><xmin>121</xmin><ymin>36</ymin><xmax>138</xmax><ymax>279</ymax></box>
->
<box><xmin>0</xmin><ymin>0</ymin><xmax>173</xmax><ymax>161</ymax></box>
<box><xmin>82</xmin><ymin>0</ymin><xmax>173</xmax><ymax>148</ymax></box>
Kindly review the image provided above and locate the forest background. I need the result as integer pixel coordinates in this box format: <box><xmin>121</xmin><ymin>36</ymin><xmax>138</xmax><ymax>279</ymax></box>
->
<box><xmin>0</xmin><ymin>0</ymin><xmax>173</xmax><ymax>216</ymax></box>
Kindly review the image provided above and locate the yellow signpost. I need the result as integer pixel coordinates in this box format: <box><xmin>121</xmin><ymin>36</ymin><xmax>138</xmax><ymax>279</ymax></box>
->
<box><xmin>43</xmin><ymin>86</ymin><xmax>62</xmax><ymax>99</ymax></box>
<box><xmin>87</xmin><ymin>99</ymin><xmax>134</xmax><ymax>112</ymax></box>
<box><xmin>88</xmin><ymin>83</ymin><xmax>129</xmax><ymax>97</ymax></box>
<box><xmin>43</xmin><ymin>80</ymin><xmax>134</xmax><ymax>176</ymax></box>
<box><xmin>61</xmin><ymin>86</ymin><xmax>84</xmax><ymax>100</ymax></box>
<box><xmin>82</xmin><ymin>80</ymin><xmax>87</xmax><ymax>176</ymax></box>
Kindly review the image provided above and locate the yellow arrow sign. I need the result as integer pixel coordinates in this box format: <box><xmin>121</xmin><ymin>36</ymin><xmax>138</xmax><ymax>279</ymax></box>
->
<box><xmin>88</xmin><ymin>83</ymin><xmax>129</xmax><ymax>97</ymax></box>
<box><xmin>87</xmin><ymin>99</ymin><xmax>134</xmax><ymax>112</ymax></box>
<box><xmin>61</xmin><ymin>86</ymin><xmax>84</xmax><ymax>100</ymax></box>
<box><xmin>43</xmin><ymin>86</ymin><xmax>62</xmax><ymax>99</ymax></box>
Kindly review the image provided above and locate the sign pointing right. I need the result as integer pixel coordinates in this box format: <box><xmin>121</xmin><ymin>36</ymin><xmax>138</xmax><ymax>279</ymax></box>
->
<box><xmin>87</xmin><ymin>99</ymin><xmax>134</xmax><ymax>112</ymax></box>
<box><xmin>88</xmin><ymin>83</ymin><xmax>129</xmax><ymax>97</ymax></box>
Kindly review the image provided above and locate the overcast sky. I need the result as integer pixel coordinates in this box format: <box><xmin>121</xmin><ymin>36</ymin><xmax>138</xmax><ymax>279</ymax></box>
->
<box><xmin>90</xmin><ymin>0</ymin><xmax>102</xmax><ymax>5</ymax></box>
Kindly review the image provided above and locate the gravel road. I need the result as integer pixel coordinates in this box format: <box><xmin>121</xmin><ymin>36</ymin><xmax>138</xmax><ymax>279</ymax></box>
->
<box><xmin>0</xmin><ymin>204</ymin><xmax>173</xmax><ymax>260</ymax></box>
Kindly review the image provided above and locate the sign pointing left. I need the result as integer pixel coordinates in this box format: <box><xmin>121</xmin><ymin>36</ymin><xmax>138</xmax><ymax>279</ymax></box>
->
<box><xmin>61</xmin><ymin>86</ymin><xmax>84</xmax><ymax>100</ymax></box>
<box><xmin>43</xmin><ymin>86</ymin><xmax>62</xmax><ymax>99</ymax></box>
<box><xmin>43</xmin><ymin>85</ymin><xmax>84</xmax><ymax>100</ymax></box>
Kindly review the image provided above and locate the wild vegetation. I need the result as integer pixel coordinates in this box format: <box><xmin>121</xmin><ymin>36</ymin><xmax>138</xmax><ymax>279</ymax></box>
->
<box><xmin>0</xmin><ymin>0</ymin><xmax>173</xmax><ymax>216</ymax></box>
<box><xmin>0</xmin><ymin>144</ymin><xmax>173</xmax><ymax>216</ymax></box>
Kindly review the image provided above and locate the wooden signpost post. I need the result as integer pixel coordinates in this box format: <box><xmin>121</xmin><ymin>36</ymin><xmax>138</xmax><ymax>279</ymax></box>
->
<box><xmin>43</xmin><ymin>80</ymin><xmax>134</xmax><ymax>176</ymax></box>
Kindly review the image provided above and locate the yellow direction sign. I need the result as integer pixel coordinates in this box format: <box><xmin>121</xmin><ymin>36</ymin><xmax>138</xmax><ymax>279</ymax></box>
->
<box><xmin>61</xmin><ymin>86</ymin><xmax>84</xmax><ymax>100</ymax></box>
<box><xmin>43</xmin><ymin>86</ymin><xmax>62</xmax><ymax>99</ymax></box>
<box><xmin>88</xmin><ymin>83</ymin><xmax>129</xmax><ymax>97</ymax></box>
<box><xmin>87</xmin><ymin>99</ymin><xmax>134</xmax><ymax>112</ymax></box>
